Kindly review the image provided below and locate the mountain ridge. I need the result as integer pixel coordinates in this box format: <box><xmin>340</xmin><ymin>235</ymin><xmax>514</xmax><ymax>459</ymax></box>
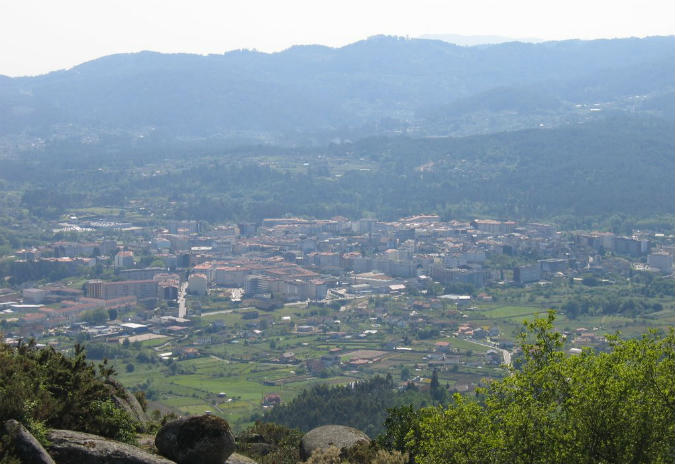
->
<box><xmin>0</xmin><ymin>35</ymin><xmax>672</xmax><ymax>141</ymax></box>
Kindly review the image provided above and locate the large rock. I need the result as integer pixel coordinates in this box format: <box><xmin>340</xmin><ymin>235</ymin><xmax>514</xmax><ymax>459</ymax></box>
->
<box><xmin>2</xmin><ymin>419</ymin><xmax>55</xmax><ymax>464</ymax></box>
<box><xmin>155</xmin><ymin>415</ymin><xmax>235</xmax><ymax>464</ymax></box>
<box><xmin>47</xmin><ymin>429</ymin><xmax>175</xmax><ymax>464</ymax></box>
<box><xmin>107</xmin><ymin>380</ymin><xmax>150</xmax><ymax>429</ymax></box>
<box><xmin>300</xmin><ymin>425</ymin><xmax>370</xmax><ymax>460</ymax></box>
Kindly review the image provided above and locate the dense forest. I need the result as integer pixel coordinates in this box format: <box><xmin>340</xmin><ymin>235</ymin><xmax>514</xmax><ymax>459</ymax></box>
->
<box><xmin>2</xmin><ymin>115</ymin><xmax>672</xmax><ymax>228</ymax></box>
<box><xmin>261</xmin><ymin>376</ymin><xmax>432</xmax><ymax>438</ymax></box>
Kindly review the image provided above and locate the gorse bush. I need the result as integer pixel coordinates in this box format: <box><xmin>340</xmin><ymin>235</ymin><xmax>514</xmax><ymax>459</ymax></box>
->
<box><xmin>305</xmin><ymin>446</ymin><xmax>343</xmax><ymax>464</ymax></box>
<box><xmin>370</xmin><ymin>450</ymin><xmax>408</xmax><ymax>464</ymax></box>
<box><xmin>236</xmin><ymin>421</ymin><xmax>303</xmax><ymax>464</ymax></box>
<box><xmin>303</xmin><ymin>446</ymin><xmax>409</xmax><ymax>464</ymax></box>
<box><xmin>0</xmin><ymin>340</ymin><xmax>138</xmax><ymax>444</ymax></box>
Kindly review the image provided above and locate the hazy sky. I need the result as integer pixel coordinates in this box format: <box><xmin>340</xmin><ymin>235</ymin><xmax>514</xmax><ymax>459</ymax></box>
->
<box><xmin>1</xmin><ymin>0</ymin><xmax>673</xmax><ymax>76</ymax></box>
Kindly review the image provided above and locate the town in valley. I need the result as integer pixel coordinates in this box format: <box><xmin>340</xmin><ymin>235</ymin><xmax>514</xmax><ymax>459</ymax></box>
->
<box><xmin>2</xmin><ymin>213</ymin><xmax>672</xmax><ymax>428</ymax></box>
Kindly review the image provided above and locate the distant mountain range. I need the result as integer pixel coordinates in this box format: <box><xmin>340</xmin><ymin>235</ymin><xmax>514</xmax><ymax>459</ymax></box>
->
<box><xmin>0</xmin><ymin>35</ymin><xmax>672</xmax><ymax>144</ymax></box>
<box><xmin>418</xmin><ymin>33</ymin><xmax>543</xmax><ymax>46</ymax></box>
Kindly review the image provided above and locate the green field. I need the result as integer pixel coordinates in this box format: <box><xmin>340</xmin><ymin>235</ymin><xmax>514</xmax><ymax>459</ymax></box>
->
<box><xmin>477</xmin><ymin>305</ymin><xmax>549</xmax><ymax>319</ymax></box>
<box><xmin>102</xmin><ymin>286</ymin><xmax>674</xmax><ymax>431</ymax></box>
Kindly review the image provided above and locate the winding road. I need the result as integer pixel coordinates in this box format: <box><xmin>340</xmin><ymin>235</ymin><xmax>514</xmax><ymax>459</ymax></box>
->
<box><xmin>464</xmin><ymin>338</ymin><xmax>512</xmax><ymax>366</ymax></box>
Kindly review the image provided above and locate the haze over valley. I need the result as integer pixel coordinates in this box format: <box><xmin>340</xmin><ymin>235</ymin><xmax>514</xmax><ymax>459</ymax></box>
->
<box><xmin>0</xmin><ymin>10</ymin><xmax>673</xmax><ymax>463</ymax></box>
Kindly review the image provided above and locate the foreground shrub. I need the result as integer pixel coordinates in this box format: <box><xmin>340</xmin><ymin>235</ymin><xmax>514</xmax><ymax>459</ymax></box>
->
<box><xmin>0</xmin><ymin>340</ymin><xmax>137</xmax><ymax>443</ymax></box>
<box><xmin>236</xmin><ymin>421</ymin><xmax>302</xmax><ymax>464</ymax></box>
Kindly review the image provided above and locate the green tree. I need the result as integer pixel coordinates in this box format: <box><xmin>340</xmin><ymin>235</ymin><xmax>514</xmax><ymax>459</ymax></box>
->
<box><xmin>81</xmin><ymin>308</ymin><xmax>108</xmax><ymax>325</ymax></box>
<box><xmin>388</xmin><ymin>313</ymin><xmax>675</xmax><ymax>464</ymax></box>
<box><xmin>377</xmin><ymin>404</ymin><xmax>430</xmax><ymax>460</ymax></box>
<box><xmin>429</xmin><ymin>369</ymin><xmax>445</xmax><ymax>403</ymax></box>
<box><xmin>400</xmin><ymin>366</ymin><xmax>410</xmax><ymax>382</ymax></box>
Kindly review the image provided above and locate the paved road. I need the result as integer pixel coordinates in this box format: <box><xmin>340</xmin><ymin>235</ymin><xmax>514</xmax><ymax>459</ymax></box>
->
<box><xmin>464</xmin><ymin>338</ymin><xmax>512</xmax><ymax>366</ymax></box>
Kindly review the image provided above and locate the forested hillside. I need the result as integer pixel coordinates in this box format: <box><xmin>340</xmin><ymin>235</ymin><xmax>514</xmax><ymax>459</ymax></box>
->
<box><xmin>3</xmin><ymin>115</ymin><xmax>671</xmax><ymax>227</ymax></box>
<box><xmin>0</xmin><ymin>36</ymin><xmax>672</xmax><ymax>140</ymax></box>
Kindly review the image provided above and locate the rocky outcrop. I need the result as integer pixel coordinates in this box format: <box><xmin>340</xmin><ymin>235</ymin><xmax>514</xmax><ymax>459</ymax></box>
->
<box><xmin>2</xmin><ymin>419</ymin><xmax>55</xmax><ymax>464</ymax></box>
<box><xmin>112</xmin><ymin>393</ymin><xmax>150</xmax><ymax>430</ymax></box>
<box><xmin>106</xmin><ymin>380</ymin><xmax>150</xmax><ymax>429</ymax></box>
<box><xmin>299</xmin><ymin>425</ymin><xmax>370</xmax><ymax>460</ymax></box>
<box><xmin>226</xmin><ymin>452</ymin><xmax>258</xmax><ymax>464</ymax></box>
<box><xmin>155</xmin><ymin>415</ymin><xmax>235</xmax><ymax>464</ymax></box>
<box><xmin>47</xmin><ymin>429</ymin><xmax>175</xmax><ymax>464</ymax></box>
